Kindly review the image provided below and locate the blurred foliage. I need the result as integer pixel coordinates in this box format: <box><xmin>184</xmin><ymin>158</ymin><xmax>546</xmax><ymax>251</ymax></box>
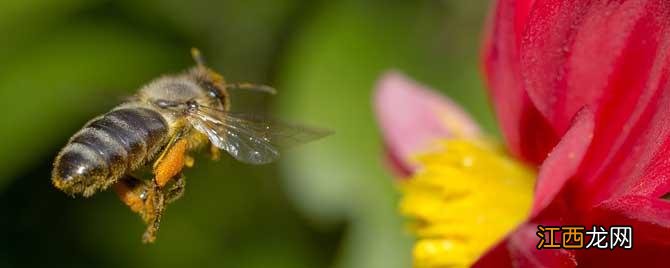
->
<box><xmin>0</xmin><ymin>0</ymin><xmax>493</xmax><ymax>267</ymax></box>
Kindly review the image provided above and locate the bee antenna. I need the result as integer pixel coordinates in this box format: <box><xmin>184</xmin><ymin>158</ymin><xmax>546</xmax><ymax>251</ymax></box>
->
<box><xmin>227</xmin><ymin>82</ymin><xmax>277</xmax><ymax>95</ymax></box>
<box><xmin>191</xmin><ymin>47</ymin><xmax>207</xmax><ymax>67</ymax></box>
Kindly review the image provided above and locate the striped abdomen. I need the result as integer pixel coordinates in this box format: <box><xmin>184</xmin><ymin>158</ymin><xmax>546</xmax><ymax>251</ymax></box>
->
<box><xmin>52</xmin><ymin>107</ymin><xmax>168</xmax><ymax>197</ymax></box>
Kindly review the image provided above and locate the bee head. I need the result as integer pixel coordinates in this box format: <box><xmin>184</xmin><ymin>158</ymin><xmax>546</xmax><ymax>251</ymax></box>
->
<box><xmin>138</xmin><ymin>49</ymin><xmax>229</xmax><ymax>114</ymax></box>
<box><xmin>189</xmin><ymin>48</ymin><xmax>230</xmax><ymax>110</ymax></box>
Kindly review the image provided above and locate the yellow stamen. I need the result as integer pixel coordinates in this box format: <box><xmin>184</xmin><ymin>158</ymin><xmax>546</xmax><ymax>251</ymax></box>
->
<box><xmin>400</xmin><ymin>140</ymin><xmax>535</xmax><ymax>267</ymax></box>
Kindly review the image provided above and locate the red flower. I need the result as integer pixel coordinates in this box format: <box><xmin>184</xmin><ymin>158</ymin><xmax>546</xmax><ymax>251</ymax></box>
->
<box><xmin>375</xmin><ymin>0</ymin><xmax>670</xmax><ymax>266</ymax></box>
<box><xmin>478</xmin><ymin>0</ymin><xmax>670</xmax><ymax>266</ymax></box>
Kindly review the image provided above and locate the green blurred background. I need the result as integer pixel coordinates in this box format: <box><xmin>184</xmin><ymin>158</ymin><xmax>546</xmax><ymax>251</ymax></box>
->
<box><xmin>0</xmin><ymin>1</ymin><xmax>495</xmax><ymax>267</ymax></box>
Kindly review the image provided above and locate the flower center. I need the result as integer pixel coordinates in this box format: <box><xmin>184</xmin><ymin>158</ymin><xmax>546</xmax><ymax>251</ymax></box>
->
<box><xmin>399</xmin><ymin>139</ymin><xmax>535</xmax><ymax>267</ymax></box>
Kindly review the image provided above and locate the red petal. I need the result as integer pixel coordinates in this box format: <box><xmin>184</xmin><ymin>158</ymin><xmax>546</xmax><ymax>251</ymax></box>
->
<box><xmin>594</xmin><ymin>195</ymin><xmax>670</xmax><ymax>246</ymax></box>
<box><xmin>522</xmin><ymin>0</ymin><xmax>666</xmax><ymax>132</ymax></box>
<box><xmin>474</xmin><ymin>224</ymin><xmax>577</xmax><ymax>268</ymax></box>
<box><xmin>479</xmin><ymin>196</ymin><xmax>670</xmax><ymax>267</ymax></box>
<box><xmin>577</xmin><ymin>195</ymin><xmax>670</xmax><ymax>267</ymax></box>
<box><xmin>531</xmin><ymin>108</ymin><xmax>594</xmax><ymax>217</ymax></box>
<box><xmin>374</xmin><ymin>71</ymin><xmax>481</xmax><ymax>175</ymax></box>
<box><xmin>483</xmin><ymin>0</ymin><xmax>558</xmax><ymax>164</ymax></box>
<box><xmin>584</xmin><ymin>80</ymin><xmax>670</xmax><ymax>202</ymax></box>
<box><xmin>519</xmin><ymin>0</ymin><xmax>670</xmax><ymax>202</ymax></box>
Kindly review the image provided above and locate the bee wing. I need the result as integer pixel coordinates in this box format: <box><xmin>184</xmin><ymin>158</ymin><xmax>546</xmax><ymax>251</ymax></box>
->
<box><xmin>188</xmin><ymin>108</ymin><xmax>331</xmax><ymax>165</ymax></box>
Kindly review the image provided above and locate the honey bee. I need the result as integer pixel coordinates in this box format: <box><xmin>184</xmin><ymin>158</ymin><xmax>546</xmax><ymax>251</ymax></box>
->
<box><xmin>51</xmin><ymin>48</ymin><xmax>329</xmax><ymax>243</ymax></box>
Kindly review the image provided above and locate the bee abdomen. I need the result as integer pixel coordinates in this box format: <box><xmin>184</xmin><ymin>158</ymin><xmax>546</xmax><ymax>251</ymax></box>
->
<box><xmin>89</xmin><ymin>108</ymin><xmax>168</xmax><ymax>167</ymax></box>
<box><xmin>52</xmin><ymin>107</ymin><xmax>168</xmax><ymax>196</ymax></box>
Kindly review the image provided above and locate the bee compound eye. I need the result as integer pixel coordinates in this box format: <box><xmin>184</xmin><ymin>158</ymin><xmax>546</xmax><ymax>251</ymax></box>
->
<box><xmin>208</xmin><ymin>89</ymin><xmax>219</xmax><ymax>98</ymax></box>
<box><xmin>203</xmin><ymin>81</ymin><xmax>220</xmax><ymax>98</ymax></box>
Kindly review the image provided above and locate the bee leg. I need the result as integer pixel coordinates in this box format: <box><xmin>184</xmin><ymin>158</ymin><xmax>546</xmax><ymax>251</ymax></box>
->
<box><xmin>142</xmin><ymin>171</ymin><xmax>188</xmax><ymax>242</ymax></box>
<box><xmin>112</xmin><ymin>175</ymin><xmax>150</xmax><ymax>217</ymax></box>
<box><xmin>142</xmin><ymin>138</ymin><xmax>191</xmax><ymax>243</ymax></box>
<box><xmin>141</xmin><ymin>180</ymin><xmax>166</xmax><ymax>244</ymax></box>
<box><xmin>112</xmin><ymin>176</ymin><xmax>164</xmax><ymax>243</ymax></box>
<box><xmin>185</xmin><ymin>155</ymin><xmax>195</xmax><ymax>167</ymax></box>
<box><xmin>165</xmin><ymin>173</ymin><xmax>186</xmax><ymax>204</ymax></box>
<box><xmin>210</xmin><ymin>145</ymin><xmax>220</xmax><ymax>161</ymax></box>
<box><xmin>154</xmin><ymin>138</ymin><xmax>189</xmax><ymax>188</ymax></box>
